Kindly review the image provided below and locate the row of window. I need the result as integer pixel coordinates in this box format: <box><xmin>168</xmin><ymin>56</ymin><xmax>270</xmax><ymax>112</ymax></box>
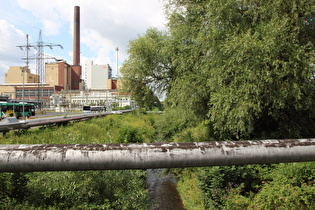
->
<box><xmin>16</xmin><ymin>89</ymin><xmax>54</xmax><ymax>97</ymax></box>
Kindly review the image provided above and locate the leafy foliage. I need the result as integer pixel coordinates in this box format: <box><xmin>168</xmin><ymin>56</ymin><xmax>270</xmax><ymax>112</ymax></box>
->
<box><xmin>120</xmin><ymin>28</ymin><xmax>171</xmax><ymax>110</ymax></box>
<box><xmin>204</xmin><ymin>0</ymin><xmax>315</xmax><ymax>139</ymax></box>
<box><xmin>0</xmin><ymin>113</ymin><xmax>156</xmax><ymax>209</ymax></box>
<box><xmin>118</xmin><ymin>125</ymin><xmax>143</xmax><ymax>143</ymax></box>
<box><xmin>196</xmin><ymin>163</ymin><xmax>315</xmax><ymax>209</ymax></box>
<box><xmin>2</xmin><ymin>0</ymin><xmax>315</xmax><ymax>208</ymax></box>
<box><xmin>198</xmin><ymin>165</ymin><xmax>262</xmax><ymax>208</ymax></box>
<box><xmin>123</xmin><ymin>0</ymin><xmax>315</xmax><ymax>140</ymax></box>
<box><xmin>24</xmin><ymin>170</ymin><xmax>148</xmax><ymax>209</ymax></box>
<box><xmin>175</xmin><ymin>168</ymin><xmax>204</xmax><ymax>210</ymax></box>
<box><xmin>250</xmin><ymin>162</ymin><xmax>315</xmax><ymax>209</ymax></box>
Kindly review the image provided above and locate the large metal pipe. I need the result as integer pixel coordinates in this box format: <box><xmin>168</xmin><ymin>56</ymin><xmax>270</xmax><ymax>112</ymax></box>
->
<box><xmin>1</xmin><ymin>139</ymin><xmax>315</xmax><ymax>172</ymax></box>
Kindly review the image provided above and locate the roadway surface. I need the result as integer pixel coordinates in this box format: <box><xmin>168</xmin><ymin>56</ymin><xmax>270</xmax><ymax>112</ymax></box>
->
<box><xmin>0</xmin><ymin>111</ymin><xmax>126</xmax><ymax>134</ymax></box>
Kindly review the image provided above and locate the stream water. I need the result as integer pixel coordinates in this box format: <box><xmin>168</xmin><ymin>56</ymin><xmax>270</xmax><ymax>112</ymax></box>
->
<box><xmin>146</xmin><ymin>169</ymin><xmax>186</xmax><ymax>210</ymax></box>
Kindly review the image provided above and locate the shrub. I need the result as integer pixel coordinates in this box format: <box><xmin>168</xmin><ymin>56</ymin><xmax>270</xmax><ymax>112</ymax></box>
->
<box><xmin>24</xmin><ymin>170</ymin><xmax>148</xmax><ymax>209</ymax></box>
<box><xmin>118</xmin><ymin>125</ymin><xmax>143</xmax><ymax>143</ymax></box>
<box><xmin>0</xmin><ymin>113</ymin><xmax>154</xmax><ymax>209</ymax></box>
<box><xmin>250</xmin><ymin>162</ymin><xmax>315</xmax><ymax>209</ymax></box>
<box><xmin>198</xmin><ymin>165</ymin><xmax>262</xmax><ymax>208</ymax></box>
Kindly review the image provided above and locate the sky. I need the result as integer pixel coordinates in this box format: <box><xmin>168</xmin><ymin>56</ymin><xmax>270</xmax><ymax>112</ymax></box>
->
<box><xmin>0</xmin><ymin>0</ymin><xmax>167</xmax><ymax>83</ymax></box>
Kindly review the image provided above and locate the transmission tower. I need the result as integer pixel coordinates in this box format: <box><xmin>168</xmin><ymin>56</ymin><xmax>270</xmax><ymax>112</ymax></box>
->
<box><xmin>18</xmin><ymin>30</ymin><xmax>63</xmax><ymax>108</ymax></box>
<box><xmin>36</xmin><ymin>30</ymin><xmax>63</xmax><ymax>83</ymax></box>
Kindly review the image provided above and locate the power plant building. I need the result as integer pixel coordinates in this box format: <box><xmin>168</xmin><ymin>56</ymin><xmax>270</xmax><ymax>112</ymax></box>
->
<box><xmin>85</xmin><ymin>61</ymin><xmax>113</xmax><ymax>90</ymax></box>
<box><xmin>0</xmin><ymin>6</ymin><xmax>132</xmax><ymax>110</ymax></box>
<box><xmin>45</xmin><ymin>62</ymin><xmax>72</xmax><ymax>90</ymax></box>
<box><xmin>5</xmin><ymin>66</ymin><xmax>39</xmax><ymax>84</ymax></box>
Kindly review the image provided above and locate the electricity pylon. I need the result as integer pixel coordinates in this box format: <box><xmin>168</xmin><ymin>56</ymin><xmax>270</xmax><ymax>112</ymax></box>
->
<box><xmin>18</xmin><ymin>30</ymin><xmax>63</xmax><ymax>108</ymax></box>
<box><xmin>36</xmin><ymin>30</ymin><xmax>63</xmax><ymax>84</ymax></box>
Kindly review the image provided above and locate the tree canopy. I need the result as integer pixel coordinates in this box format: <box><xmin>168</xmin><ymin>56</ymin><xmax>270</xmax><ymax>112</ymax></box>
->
<box><xmin>121</xmin><ymin>0</ymin><xmax>315</xmax><ymax>140</ymax></box>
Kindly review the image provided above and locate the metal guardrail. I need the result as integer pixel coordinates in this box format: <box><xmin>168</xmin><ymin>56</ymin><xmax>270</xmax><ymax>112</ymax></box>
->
<box><xmin>0</xmin><ymin>139</ymin><xmax>315</xmax><ymax>172</ymax></box>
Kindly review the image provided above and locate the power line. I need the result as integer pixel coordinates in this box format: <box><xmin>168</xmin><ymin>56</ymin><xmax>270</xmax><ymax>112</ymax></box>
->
<box><xmin>17</xmin><ymin>30</ymin><xmax>63</xmax><ymax>108</ymax></box>
<box><xmin>0</xmin><ymin>9</ymin><xmax>41</xmax><ymax>31</ymax></box>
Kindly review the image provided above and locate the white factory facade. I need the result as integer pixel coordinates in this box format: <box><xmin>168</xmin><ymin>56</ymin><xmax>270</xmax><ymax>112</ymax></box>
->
<box><xmin>85</xmin><ymin>61</ymin><xmax>113</xmax><ymax>90</ymax></box>
<box><xmin>48</xmin><ymin>60</ymin><xmax>132</xmax><ymax>111</ymax></box>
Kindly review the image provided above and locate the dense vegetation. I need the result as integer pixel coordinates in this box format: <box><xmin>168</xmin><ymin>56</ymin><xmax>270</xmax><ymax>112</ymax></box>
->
<box><xmin>0</xmin><ymin>112</ymin><xmax>315</xmax><ymax>209</ymax></box>
<box><xmin>121</xmin><ymin>0</ymin><xmax>315</xmax><ymax>140</ymax></box>
<box><xmin>119</xmin><ymin>0</ymin><xmax>315</xmax><ymax>209</ymax></box>
<box><xmin>0</xmin><ymin>113</ymin><xmax>157</xmax><ymax>209</ymax></box>
<box><xmin>1</xmin><ymin>0</ymin><xmax>315</xmax><ymax>208</ymax></box>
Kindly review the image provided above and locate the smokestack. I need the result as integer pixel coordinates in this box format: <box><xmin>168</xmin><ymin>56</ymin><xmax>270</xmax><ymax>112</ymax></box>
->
<box><xmin>71</xmin><ymin>6</ymin><xmax>82</xmax><ymax>90</ymax></box>
<box><xmin>73</xmin><ymin>6</ymin><xmax>80</xmax><ymax>65</ymax></box>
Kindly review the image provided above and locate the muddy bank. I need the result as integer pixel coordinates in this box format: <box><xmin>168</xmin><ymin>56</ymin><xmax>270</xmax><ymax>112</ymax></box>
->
<box><xmin>147</xmin><ymin>169</ymin><xmax>186</xmax><ymax>210</ymax></box>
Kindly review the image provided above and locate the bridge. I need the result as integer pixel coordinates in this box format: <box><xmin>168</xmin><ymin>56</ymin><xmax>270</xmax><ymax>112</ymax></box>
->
<box><xmin>0</xmin><ymin>139</ymin><xmax>314</xmax><ymax>172</ymax></box>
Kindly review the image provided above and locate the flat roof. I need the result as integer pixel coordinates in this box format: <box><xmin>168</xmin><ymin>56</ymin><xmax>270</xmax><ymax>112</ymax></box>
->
<box><xmin>0</xmin><ymin>83</ymin><xmax>49</xmax><ymax>86</ymax></box>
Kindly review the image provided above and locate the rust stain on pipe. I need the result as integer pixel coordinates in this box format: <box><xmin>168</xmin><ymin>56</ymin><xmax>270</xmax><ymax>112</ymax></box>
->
<box><xmin>1</xmin><ymin>139</ymin><xmax>315</xmax><ymax>172</ymax></box>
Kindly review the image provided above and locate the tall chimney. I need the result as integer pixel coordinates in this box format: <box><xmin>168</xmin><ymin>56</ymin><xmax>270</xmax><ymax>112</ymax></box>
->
<box><xmin>71</xmin><ymin>6</ymin><xmax>82</xmax><ymax>90</ymax></box>
<box><xmin>73</xmin><ymin>6</ymin><xmax>80</xmax><ymax>65</ymax></box>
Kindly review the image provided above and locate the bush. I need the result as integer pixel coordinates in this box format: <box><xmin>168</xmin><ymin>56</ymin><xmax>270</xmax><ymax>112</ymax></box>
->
<box><xmin>0</xmin><ymin>113</ymin><xmax>155</xmax><ymax>209</ymax></box>
<box><xmin>24</xmin><ymin>170</ymin><xmax>148</xmax><ymax>209</ymax></box>
<box><xmin>198</xmin><ymin>165</ymin><xmax>262</xmax><ymax>209</ymax></box>
<box><xmin>118</xmin><ymin>125</ymin><xmax>143</xmax><ymax>143</ymax></box>
<box><xmin>249</xmin><ymin>162</ymin><xmax>315</xmax><ymax>209</ymax></box>
<box><xmin>176</xmin><ymin>168</ymin><xmax>204</xmax><ymax>209</ymax></box>
<box><xmin>196</xmin><ymin>163</ymin><xmax>315</xmax><ymax>209</ymax></box>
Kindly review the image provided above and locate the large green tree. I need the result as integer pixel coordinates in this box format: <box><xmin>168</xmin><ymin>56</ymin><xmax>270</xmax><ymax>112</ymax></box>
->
<box><xmin>120</xmin><ymin>28</ymin><xmax>172</xmax><ymax>110</ymax></box>
<box><xmin>202</xmin><ymin>0</ymin><xmax>315</xmax><ymax>139</ymax></box>
<box><xmin>122</xmin><ymin>0</ymin><xmax>315</xmax><ymax>139</ymax></box>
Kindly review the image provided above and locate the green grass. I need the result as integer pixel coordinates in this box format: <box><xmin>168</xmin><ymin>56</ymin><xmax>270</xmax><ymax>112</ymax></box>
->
<box><xmin>1</xmin><ymin>112</ymin><xmax>158</xmax><ymax>145</ymax></box>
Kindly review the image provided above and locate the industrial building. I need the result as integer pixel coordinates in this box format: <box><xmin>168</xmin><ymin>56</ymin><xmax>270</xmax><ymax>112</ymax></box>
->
<box><xmin>5</xmin><ymin>66</ymin><xmax>39</xmax><ymax>84</ymax></box>
<box><xmin>0</xmin><ymin>6</ymin><xmax>132</xmax><ymax>111</ymax></box>
<box><xmin>85</xmin><ymin>61</ymin><xmax>113</xmax><ymax>90</ymax></box>
<box><xmin>0</xmin><ymin>66</ymin><xmax>42</xmax><ymax>100</ymax></box>
<box><xmin>0</xmin><ymin>6</ymin><xmax>83</xmax><ymax>103</ymax></box>
<box><xmin>45</xmin><ymin>61</ymin><xmax>73</xmax><ymax>91</ymax></box>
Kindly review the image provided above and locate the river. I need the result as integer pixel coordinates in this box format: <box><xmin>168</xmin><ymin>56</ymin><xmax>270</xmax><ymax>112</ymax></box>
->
<box><xmin>147</xmin><ymin>169</ymin><xmax>186</xmax><ymax>210</ymax></box>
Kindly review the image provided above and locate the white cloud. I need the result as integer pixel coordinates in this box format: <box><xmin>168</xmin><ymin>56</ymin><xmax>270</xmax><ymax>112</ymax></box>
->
<box><xmin>0</xmin><ymin>0</ymin><xmax>167</xmax><ymax>82</ymax></box>
<box><xmin>0</xmin><ymin>19</ymin><xmax>25</xmax><ymax>55</ymax></box>
<box><xmin>15</xmin><ymin>0</ymin><xmax>166</xmax><ymax>39</ymax></box>
<box><xmin>16</xmin><ymin>0</ymin><xmax>66</xmax><ymax>35</ymax></box>
<box><xmin>0</xmin><ymin>19</ymin><xmax>27</xmax><ymax>82</ymax></box>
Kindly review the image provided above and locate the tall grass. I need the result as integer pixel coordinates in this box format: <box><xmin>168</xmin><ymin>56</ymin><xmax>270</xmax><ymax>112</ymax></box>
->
<box><xmin>1</xmin><ymin>113</ymin><xmax>158</xmax><ymax>145</ymax></box>
<box><xmin>0</xmin><ymin>113</ymin><xmax>157</xmax><ymax>209</ymax></box>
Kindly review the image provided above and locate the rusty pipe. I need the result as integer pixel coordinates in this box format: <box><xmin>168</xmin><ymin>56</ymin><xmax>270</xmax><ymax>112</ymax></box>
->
<box><xmin>0</xmin><ymin>139</ymin><xmax>315</xmax><ymax>172</ymax></box>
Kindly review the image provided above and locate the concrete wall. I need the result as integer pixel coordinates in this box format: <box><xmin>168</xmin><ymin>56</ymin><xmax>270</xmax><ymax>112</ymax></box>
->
<box><xmin>0</xmin><ymin>86</ymin><xmax>16</xmax><ymax>99</ymax></box>
<box><xmin>45</xmin><ymin>63</ymin><xmax>59</xmax><ymax>87</ymax></box>
<box><xmin>45</xmin><ymin>62</ymin><xmax>72</xmax><ymax>90</ymax></box>
<box><xmin>5</xmin><ymin>66</ymin><xmax>38</xmax><ymax>84</ymax></box>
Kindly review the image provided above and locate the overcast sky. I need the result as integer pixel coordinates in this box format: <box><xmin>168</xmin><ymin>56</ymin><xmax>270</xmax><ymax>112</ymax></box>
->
<box><xmin>0</xmin><ymin>0</ymin><xmax>167</xmax><ymax>83</ymax></box>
